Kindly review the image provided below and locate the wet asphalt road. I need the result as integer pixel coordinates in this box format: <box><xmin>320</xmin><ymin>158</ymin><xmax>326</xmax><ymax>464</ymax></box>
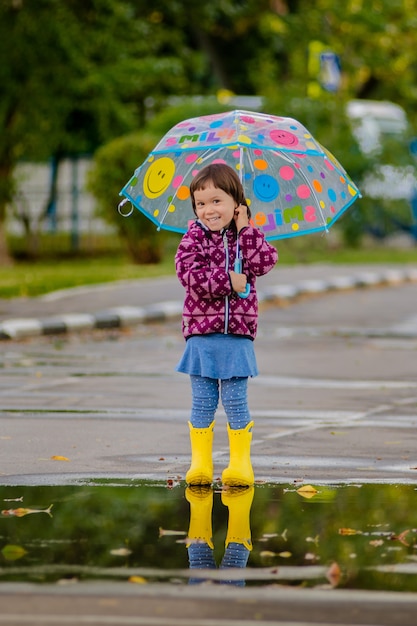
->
<box><xmin>1</xmin><ymin>274</ymin><xmax>417</xmax><ymax>486</ymax></box>
<box><xmin>1</xmin><ymin>266</ymin><xmax>417</xmax><ymax>624</ymax></box>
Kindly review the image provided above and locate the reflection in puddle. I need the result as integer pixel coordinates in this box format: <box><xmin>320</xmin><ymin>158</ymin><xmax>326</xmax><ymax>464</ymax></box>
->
<box><xmin>186</xmin><ymin>485</ymin><xmax>253</xmax><ymax>587</ymax></box>
<box><xmin>0</xmin><ymin>481</ymin><xmax>416</xmax><ymax>591</ymax></box>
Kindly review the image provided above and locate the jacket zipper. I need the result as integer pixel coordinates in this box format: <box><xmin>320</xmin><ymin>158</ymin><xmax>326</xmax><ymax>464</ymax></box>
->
<box><xmin>223</xmin><ymin>230</ymin><xmax>229</xmax><ymax>334</ymax></box>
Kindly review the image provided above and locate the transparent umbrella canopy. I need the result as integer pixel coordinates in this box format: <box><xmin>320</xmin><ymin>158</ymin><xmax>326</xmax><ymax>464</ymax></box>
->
<box><xmin>119</xmin><ymin>109</ymin><xmax>361</xmax><ymax>240</ymax></box>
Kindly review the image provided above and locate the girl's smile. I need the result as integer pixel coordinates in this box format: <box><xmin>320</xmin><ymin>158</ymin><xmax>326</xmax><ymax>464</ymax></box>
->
<box><xmin>194</xmin><ymin>183</ymin><xmax>236</xmax><ymax>231</ymax></box>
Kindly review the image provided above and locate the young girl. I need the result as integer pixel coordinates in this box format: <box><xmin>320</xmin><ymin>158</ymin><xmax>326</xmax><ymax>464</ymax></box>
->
<box><xmin>175</xmin><ymin>163</ymin><xmax>278</xmax><ymax>486</ymax></box>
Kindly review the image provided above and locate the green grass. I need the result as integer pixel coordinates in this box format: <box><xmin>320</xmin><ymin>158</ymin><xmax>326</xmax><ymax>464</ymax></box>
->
<box><xmin>276</xmin><ymin>236</ymin><xmax>417</xmax><ymax>265</ymax></box>
<box><xmin>0</xmin><ymin>256</ymin><xmax>175</xmax><ymax>298</ymax></box>
<box><xmin>1</xmin><ymin>234</ymin><xmax>417</xmax><ymax>299</ymax></box>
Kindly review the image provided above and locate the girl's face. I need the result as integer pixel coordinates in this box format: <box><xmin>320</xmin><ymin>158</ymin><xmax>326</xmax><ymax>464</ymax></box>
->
<box><xmin>193</xmin><ymin>183</ymin><xmax>236</xmax><ymax>231</ymax></box>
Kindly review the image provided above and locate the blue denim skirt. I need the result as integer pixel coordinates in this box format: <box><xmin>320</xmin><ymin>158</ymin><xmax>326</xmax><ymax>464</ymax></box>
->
<box><xmin>176</xmin><ymin>333</ymin><xmax>258</xmax><ymax>379</ymax></box>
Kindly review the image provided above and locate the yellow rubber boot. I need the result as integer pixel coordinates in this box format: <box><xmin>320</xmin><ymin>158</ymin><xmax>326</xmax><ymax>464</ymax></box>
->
<box><xmin>185</xmin><ymin>486</ymin><xmax>214</xmax><ymax>549</ymax></box>
<box><xmin>221</xmin><ymin>421</ymin><xmax>254</xmax><ymax>487</ymax></box>
<box><xmin>185</xmin><ymin>420</ymin><xmax>215</xmax><ymax>486</ymax></box>
<box><xmin>221</xmin><ymin>486</ymin><xmax>254</xmax><ymax>551</ymax></box>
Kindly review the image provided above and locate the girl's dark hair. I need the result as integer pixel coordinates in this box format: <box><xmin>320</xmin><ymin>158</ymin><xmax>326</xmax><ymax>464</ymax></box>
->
<box><xmin>190</xmin><ymin>163</ymin><xmax>251</xmax><ymax>218</ymax></box>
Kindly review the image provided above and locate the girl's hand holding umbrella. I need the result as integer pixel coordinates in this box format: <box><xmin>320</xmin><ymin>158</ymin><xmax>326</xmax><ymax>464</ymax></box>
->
<box><xmin>233</xmin><ymin>205</ymin><xmax>251</xmax><ymax>298</ymax></box>
<box><xmin>229</xmin><ymin>270</ymin><xmax>248</xmax><ymax>295</ymax></box>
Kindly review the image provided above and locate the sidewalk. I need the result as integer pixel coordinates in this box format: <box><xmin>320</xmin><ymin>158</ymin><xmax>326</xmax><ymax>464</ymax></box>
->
<box><xmin>2</xmin><ymin>264</ymin><xmax>417</xmax><ymax>623</ymax></box>
<box><xmin>1</xmin><ymin>263</ymin><xmax>417</xmax><ymax>340</ymax></box>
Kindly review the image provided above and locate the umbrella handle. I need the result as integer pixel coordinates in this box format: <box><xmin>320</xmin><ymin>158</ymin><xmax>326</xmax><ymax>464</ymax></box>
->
<box><xmin>118</xmin><ymin>198</ymin><xmax>134</xmax><ymax>217</ymax></box>
<box><xmin>234</xmin><ymin>257</ymin><xmax>250</xmax><ymax>299</ymax></box>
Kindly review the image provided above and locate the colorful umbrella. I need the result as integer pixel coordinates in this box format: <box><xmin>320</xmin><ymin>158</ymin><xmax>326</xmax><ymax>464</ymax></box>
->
<box><xmin>119</xmin><ymin>109</ymin><xmax>361</xmax><ymax>240</ymax></box>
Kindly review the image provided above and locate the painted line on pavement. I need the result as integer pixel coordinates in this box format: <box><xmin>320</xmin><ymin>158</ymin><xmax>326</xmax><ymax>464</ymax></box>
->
<box><xmin>1</xmin><ymin>269</ymin><xmax>416</xmax><ymax>340</ymax></box>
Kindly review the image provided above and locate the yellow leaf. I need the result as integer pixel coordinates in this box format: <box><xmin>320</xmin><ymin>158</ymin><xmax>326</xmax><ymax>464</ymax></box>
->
<box><xmin>50</xmin><ymin>456</ymin><xmax>70</xmax><ymax>461</ymax></box>
<box><xmin>338</xmin><ymin>528</ymin><xmax>362</xmax><ymax>536</ymax></box>
<box><xmin>277</xmin><ymin>551</ymin><xmax>292</xmax><ymax>558</ymax></box>
<box><xmin>1</xmin><ymin>544</ymin><xmax>27</xmax><ymax>561</ymax></box>
<box><xmin>260</xmin><ymin>550</ymin><xmax>276</xmax><ymax>558</ymax></box>
<box><xmin>128</xmin><ymin>576</ymin><xmax>146</xmax><ymax>584</ymax></box>
<box><xmin>296</xmin><ymin>485</ymin><xmax>318</xmax><ymax>499</ymax></box>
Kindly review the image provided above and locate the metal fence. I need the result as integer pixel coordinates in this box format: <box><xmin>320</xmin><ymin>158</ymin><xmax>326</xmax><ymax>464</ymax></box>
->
<box><xmin>8</xmin><ymin>157</ymin><xmax>114</xmax><ymax>238</ymax></box>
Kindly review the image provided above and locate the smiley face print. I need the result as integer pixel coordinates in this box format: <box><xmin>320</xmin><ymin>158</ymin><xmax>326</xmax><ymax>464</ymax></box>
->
<box><xmin>143</xmin><ymin>157</ymin><xmax>175</xmax><ymax>199</ymax></box>
<box><xmin>269</xmin><ymin>129</ymin><xmax>299</xmax><ymax>147</ymax></box>
<box><xmin>253</xmin><ymin>174</ymin><xmax>280</xmax><ymax>203</ymax></box>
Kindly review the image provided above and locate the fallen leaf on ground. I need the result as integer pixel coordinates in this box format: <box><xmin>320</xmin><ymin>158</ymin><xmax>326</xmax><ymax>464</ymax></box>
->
<box><xmin>326</xmin><ymin>562</ymin><xmax>341</xmax><ymax>587</ymax></box>
<box><xmin>129</xmin><ymin>576</ymin><xmax>147</xmax><ymax>584</ymax></box>
<box><xmin>1</xmin><ymin>544</ymin><xmax>27</xmax><ymax>561</ymax></box>
<box><xmin>110</xmin><ymin>548</ymin><xmax>132</xmax><ymax>556</ymax></box>
<box><xmin>1</xmin><ymin>504</ymin><xmax>53</xmax><ymax>518</ymax></box>
<box><xmin>159</xmin><ymin>527</ymin><xmax>187</xmax><ymax>537</ymax></box>
<box><xmin>51</xmin><ymin>455</ymin><xmax>70</xmax><ymax>461</ymax></box>
<box><xmin>260</xmin><ymin>550</ymin><xmax>292</xmax><ymax>558</ymax></box>
<box><xmin>260</xmin><ymin>550</ymin><xmax>277</xmax><ymax>558</ymax></box>
<box><xmin>306</xmin><ymin>535</ymin><xmax>320</xmax><ymax>546</ymax></box>
<box><xmin>296</xmin><ymin>485</ymin><xmax>318</xmax><ymax>499</ymax></box>
<box><xmin>338</xmin><ymin>528</ymin><xmax>362</xmax><ymax>536</ymax></box>
<box><xmin>392</xmin><ymin>529</ymin><xmax>410</xmax><ymax>546</ymax></box>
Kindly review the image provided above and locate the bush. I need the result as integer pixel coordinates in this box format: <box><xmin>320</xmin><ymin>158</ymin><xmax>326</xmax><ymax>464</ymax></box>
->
<box><xmin>88</xmin><ymin>99</ymin><xmax>235</xmax><ymax>263</ymax></box>
<box><xmin>145</xmin><ymin>98</ymin><xmax>234</xmax><ymax>136</ymax></box>
<box><xmin>87</xmin><ymin>131</ymin><xmax>168</xmax><ymax>264</ymax></box>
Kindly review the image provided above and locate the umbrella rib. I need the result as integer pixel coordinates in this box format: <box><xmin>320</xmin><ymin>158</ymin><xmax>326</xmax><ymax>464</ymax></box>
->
<box><xmin>156</xmin><ymin>147</ymin><xmax>224</xmax><ymax>229</ymax></box>
<box><xmin>271</xmin><ymin>150</ymin><xmax>329</xmax><ymax>230</ymax></box>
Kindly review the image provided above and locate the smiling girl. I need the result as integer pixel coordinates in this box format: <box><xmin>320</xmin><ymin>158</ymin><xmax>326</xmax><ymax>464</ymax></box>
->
<box><xmin>175</xmin><ymin>163</ymin><xmax>278</xmax><ymax>487</ymax></box>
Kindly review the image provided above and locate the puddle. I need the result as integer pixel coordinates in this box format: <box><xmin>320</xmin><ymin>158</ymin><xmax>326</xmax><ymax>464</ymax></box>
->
<box><xmin>1</xmin><ymin>481</ymin><xmax>416</xmax><ymax>591</ymax></box>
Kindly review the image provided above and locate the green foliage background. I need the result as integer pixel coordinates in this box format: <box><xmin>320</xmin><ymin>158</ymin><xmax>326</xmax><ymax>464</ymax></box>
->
<box><xmin>2</xmin><ymin>0</ymin><xmax>417</xmax><ymax>261</ymax></box>
<box><xmin>1</xmin><ymin>482</ymin><xmax>416</xmax><ymax>591</ymax></box>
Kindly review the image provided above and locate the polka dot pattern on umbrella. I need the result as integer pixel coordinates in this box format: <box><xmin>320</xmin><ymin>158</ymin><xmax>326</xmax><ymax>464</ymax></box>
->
<box><xmin>120</xmin><ymin>110</ymin><xmax>361</xmax><ymax>240</ymax></box>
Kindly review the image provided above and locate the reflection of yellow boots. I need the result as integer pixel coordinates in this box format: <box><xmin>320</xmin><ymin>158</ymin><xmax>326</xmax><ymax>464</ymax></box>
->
<box><xmin>186</xmin><ymin>420</ymin><xmax>215</xmax><ymax>486</ymax></box>
<box><xmin>222</xmin><ymin>486</ymin><xmax>254</xmax><ymax>551</ymax></box>
<box><xmin>221</xmin><ymin>421</ymin><xmax>254</xmax><ymax>487</ymax></box>
<box><xmin>185</xmin><ymin>486</ymin><xmax>214</xmax><ymax>549</ymax></box>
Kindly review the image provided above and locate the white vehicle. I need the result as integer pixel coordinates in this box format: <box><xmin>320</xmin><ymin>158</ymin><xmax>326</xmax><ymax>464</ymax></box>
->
<box><xmin>346</xmin><ymin>99</ymin><xmax>417</xmax><ymax>201</ymax></box>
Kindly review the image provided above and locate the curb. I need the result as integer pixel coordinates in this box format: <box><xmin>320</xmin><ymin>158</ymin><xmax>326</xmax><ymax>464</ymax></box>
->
<box><xmin>1</xmin><ymin>268</ymin><xmax>417</xmax><ymax>341</ymax></box>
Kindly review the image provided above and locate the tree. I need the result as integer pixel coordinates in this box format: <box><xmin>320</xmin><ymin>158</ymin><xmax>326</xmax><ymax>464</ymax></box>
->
<box><xmin>262</xmin><ymin>0</ymin><xmax>417</xmax><ymax>121</ymax></box>
<box><xmin>88</xmin><ymin>100</ymin><xmax>233</xmax><ymax>263</ymax></box>
<box><xmin>0</xmin><ymin>0</ymin><xmax>194</xmax><ymax>261</ymax></box>
<box><xmin>4</xmin><ymin>0</ymin><xmax>417</xmax><ymax>263</ymax></box>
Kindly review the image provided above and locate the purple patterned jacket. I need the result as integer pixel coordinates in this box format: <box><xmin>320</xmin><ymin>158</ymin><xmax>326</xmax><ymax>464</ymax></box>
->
<box><xmin>175</xmin><ymin>221</ymin><xmax>278</xmax><ymax>340</ymax></box>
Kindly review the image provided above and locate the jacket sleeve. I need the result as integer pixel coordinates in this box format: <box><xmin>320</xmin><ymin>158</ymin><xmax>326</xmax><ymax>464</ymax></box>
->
<box><xmin>175</xmin><ymin>231</ymin><xmax>232</xmax><ymax>299</ymax></box>
<box><xmin>238</xmin><ymin>226</ymin><xmax>278</xmax><ymax>276</ymax></box>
